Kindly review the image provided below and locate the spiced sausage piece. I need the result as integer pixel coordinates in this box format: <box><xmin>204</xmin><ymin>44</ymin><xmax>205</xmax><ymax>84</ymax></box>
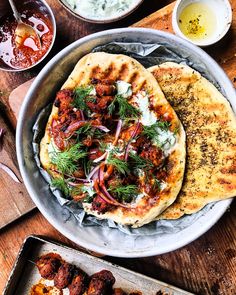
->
<box><xmin>68</xmin><ymin>268</ymin><xmax>89</xmax><ymax>295</ymax></box>
<box><xmin>36</xmin><ymin>253</ymin><xmax>62</xmax><ymax>280</ymax></box>
<box><xmin>54</xmin><ymin>262</ymin><xmax>75</xmax><ymax>289</ymax></box>
<box><xmin>87</xmin><ymin>270</ymin><xmax>115</xmax><ymax>295</ymax></box>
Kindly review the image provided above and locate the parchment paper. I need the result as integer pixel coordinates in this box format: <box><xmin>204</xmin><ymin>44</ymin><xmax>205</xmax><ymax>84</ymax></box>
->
<box><xmin>32</xmin><ymin>42</ymin><xmax>216</xmax><ymax>236</ymax></box>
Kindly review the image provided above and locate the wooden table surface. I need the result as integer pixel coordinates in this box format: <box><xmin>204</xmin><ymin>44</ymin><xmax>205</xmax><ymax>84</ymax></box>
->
<box><xmin>0</xmin><ymin>1</ymin><xmax>236</xmax><ymax>294</ymax></box>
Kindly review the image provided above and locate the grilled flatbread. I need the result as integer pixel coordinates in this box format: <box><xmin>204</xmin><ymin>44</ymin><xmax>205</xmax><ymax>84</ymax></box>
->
<box><xmin>149</xmin><ymin>62</ymin><xmax>236</xmax><ymax>219</ymax></box>
<box><xmin>40</xmin><ymin>53</ymin><xmax>186</xmax><ymax>228</ymax></box>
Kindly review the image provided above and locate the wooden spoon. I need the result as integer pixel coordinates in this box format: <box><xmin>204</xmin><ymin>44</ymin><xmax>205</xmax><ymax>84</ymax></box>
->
<box><xmin>8</xmin><ymin>0</ymin><xmax>41</xmax><ymax>50</ymax></box>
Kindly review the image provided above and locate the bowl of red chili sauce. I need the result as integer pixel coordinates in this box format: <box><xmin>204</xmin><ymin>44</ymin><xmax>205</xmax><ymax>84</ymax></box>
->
<box><xmin>0</xmin><ymin>0</ymin><xmax>56</xmax><ymax>71</ymax></box>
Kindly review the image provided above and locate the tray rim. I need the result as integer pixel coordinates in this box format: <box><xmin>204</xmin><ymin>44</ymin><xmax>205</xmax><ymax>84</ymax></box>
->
<box><xmin>3</xmin><ymin>234</ymin><xmax>194</xmax><ymax>295</ymax></box>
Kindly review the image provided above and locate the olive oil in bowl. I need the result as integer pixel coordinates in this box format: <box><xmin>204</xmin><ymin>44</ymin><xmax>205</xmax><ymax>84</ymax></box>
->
<box><xmin>178</xmin><ymin>2</ymin><xmax>216</xmax><ymax>43</ymax></box>
<box><xmin>172</xmin><ymin>0</ymin><xmax>232</xmax><ymax>47</ymax></box>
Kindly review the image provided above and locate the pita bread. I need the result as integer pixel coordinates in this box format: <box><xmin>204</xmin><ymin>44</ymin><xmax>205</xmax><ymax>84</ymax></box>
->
<box><xmin>149</xmin><ymin>62</ymin><xmax>236</xmax><ymax>219</ymax></box>
<box><xmin>40</xmin><ymin>53</ymin><xmax>186</xmax><ymax>227</ymax></box>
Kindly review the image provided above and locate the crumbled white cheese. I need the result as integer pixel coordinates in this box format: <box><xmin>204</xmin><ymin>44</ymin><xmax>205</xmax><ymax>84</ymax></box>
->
<box><xmin>134</xmin><ymin>91</ymin><xmax>157</xmax><ymax>126</ymax></box>
<box><xmin>160</xmin><ymin>181</ymin><xmax>167</xmax><ymax>191</ymax></box>
<box><xmin>135</xmin><ymin>192</ymin><xmax>146</xmax><ymax>203</ymax></box>
<box><xmin>153</xmin><ymin>129</ymin><xmax>176</xmax><ymax>153</ymax></box>
<box><xmin>89</xmin><ymin>86</ymin><xmax>96</xmax><ymax>96</ymax></box>
<box><xmin>116</xmin><ymin>81</ymin><xmax>132</xmax><ymax>98</ymax></box>
<box><xmin>81</xmin><ymin>183</ymin><xmax>95</xmax><ymax>197</ymax></box>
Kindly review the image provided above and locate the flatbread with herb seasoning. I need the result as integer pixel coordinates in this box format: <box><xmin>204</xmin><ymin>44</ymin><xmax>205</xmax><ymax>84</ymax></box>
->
<box><xmin>40</xmin><ymin>53</ymin><xmax>186</xmax><ymax>228</ymax></box>
<box><xmin>149</xmin><ymin>62</ymin><xmax>236</xmax><ymax>219</ymax></box>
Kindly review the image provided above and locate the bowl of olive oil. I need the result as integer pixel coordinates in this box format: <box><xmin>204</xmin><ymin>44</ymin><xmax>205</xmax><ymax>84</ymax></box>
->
<box><xmin>172</xmin><ymin>0</ymin><xmax>232</xmax><ymax>47</ymax></box>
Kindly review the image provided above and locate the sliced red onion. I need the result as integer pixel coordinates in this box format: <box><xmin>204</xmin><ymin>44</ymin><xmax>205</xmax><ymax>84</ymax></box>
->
<box><xmin>94</xmin><ymin>125</ymin><xmax>110</xmax><ymax>133</ymax></box>
<box><xmin>50</xmin><ymin>168</ymin><xmax>89</xmax><ymax>182</ymax></box>
<box><xmin>79</xmin><ymin>110</ymin><xmax>85</xmax><ymax>121</ymax></box>
<box><xmin>98</xmin><ymin>164</ymin><xmax>104</xmax><ymax>184</ymax></box>
<box><xmin>100</xmin><ymin>183</ymin><xmax>131</xmax><ymax>209</ymax></box>
<box><xmin>87</xmin><ymin>164</ymin><xmax>102</xmax><ymax>180</ymax></box>
<box><xmin>113</xmin><ymin>119</ymin><xmax>122</xmax><ymax>145</ymax></box>
<box><xmin>65</xmin><ymin>121</ymin><xmax>87</xmax><ymax>135</ymax></box>
<box><xmin>93</xmin><ymin>180</ymin><xmax>126</xmax><ymax>207</ymax></box>
<box><xmin>67</xmin><ymin>180</ymin><xmax>90</xmax><ymax>186</ymax></box>
<box><xmin>93</xmin><ymin>151</ymin><xmax>107</xmax><ymax>163</ymax></box>
<box><xmin>0</xmin><ymin>162</ymin><xmax>21</xmax><ymax>183</ymax></box>
<box><xmin>124</xmin><ymin>121</ymin><xmax>141</xmax><ymax>161</ymax></box>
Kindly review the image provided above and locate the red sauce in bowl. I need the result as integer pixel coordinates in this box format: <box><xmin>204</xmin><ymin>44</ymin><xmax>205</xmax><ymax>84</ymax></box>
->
<box><xmin>0</xmin><ymin>9</ymin><xmax>53</xmax><ymax>70</ymax></box>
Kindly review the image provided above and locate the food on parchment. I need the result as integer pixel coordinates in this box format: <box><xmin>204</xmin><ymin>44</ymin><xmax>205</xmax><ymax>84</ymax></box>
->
<box><xmin>40</xmin><ymin>52</ymin><xmax>186</xmax><ymax>228</ymax></box>
<box><xmin>33</xmin><ymin>252</ymin><xmax>141</xmax><ymax>295</ymax></box>
<box><xmin>149</xmin><ymin>62</ymin><xmax>236</xmax><ymax>219</ymax></box>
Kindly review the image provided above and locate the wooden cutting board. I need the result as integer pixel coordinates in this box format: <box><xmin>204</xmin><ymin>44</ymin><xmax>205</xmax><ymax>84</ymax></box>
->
<box><xmin>4</xmin><ymin>0</ymin><xmax>236</xmax><ymax>229</ymax></box>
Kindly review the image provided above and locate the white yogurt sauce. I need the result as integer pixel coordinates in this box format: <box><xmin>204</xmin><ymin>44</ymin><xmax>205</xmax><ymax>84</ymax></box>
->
<box><xmin>63</xmin><ymin>0</ymin><xmax>138</xmax><ymax>20</ymax></box>
<box><xmin>134</xmin><ymin>91</ymin><xmax>157</xmax><ymax>126</ymax></box>
<box><xmin>116</xmin><ymin>80</ymin><xmax>132</xmax><ymax>98</ymax></box>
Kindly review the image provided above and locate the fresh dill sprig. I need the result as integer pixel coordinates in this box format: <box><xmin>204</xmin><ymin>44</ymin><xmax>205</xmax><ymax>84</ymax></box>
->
<box><xmin>129</xmin><ymin>153</ymin><xmax>153</xmax><ymax>170</ymax></box>
<box><xmin>50</xmin><ymin>143</ymin><xmax>87</xmax><ymax>174</ymax></box>
<box><xmin>76</xmin><ymin>123</ymin><xmax>92</xmax><ymax>136</ymax></box>
<box><xmin>51</xmin><ymin>177</ymin><xmax>70</xmax><ymax>196</ymax></box>
<box><xmin>108</xmin><ymin>95</ymin><xmax>140</xmax><ymax>119</ymax></box>
<box><xmin>152</xmin><ymin>176</ymin><xmax>161</xmax><ymax>191</ymax></box>
<box><xmin>109</xmin><ymin>184</ymin><xmax>139</xmax><ymax>203</ymax></box>
<box><xmin>108</xmin><ymin>97</ymin><xmax>116</xmax><ymax>115</ymax></box>
<box><xmin>107</xmin><ymin>156</ymin><xmax>130</xmax><ymax>175</ymax></box>
<box><xmin>73</xmin><ymin>86</ymin><xmax>95</xmax><ymax>111</ymax></box>
<box><xmin>142</xmin><ymin>121</ymin><xmax>171</xmax><ymax>139</ymax></box>
<box><xmin>82</xmin><ymin>158</ymin><xmax>92</xmax><ymax>177</ymax></box>
<box><xmin>76</xmin><ymin>123</ymin><xmax>104</xmax><ymax>140</ymax></box>
<box><xmin>99</xmin><ymin>142</ymin><xmax>108</xmax><ymax>152</ymax></box>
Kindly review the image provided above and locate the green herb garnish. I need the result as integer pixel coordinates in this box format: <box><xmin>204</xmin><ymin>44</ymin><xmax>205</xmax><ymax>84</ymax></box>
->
<box><xmin>73</xmin><ymin>86</ymin><xmax>95</xmax><ymax>111</ymax></box>
<box><xmin>108</xmin><ymin>95</ymin><xmax>140</xmax><ymax>119</ymax></box>
<box><xmin>82</xmin><ymin>158</ymin><xmax>92</xmax><ymax>177</ymax></box>
<box><xmin>142</xmin><ymin>121</ymin><xmax>171</xmax><ymax>140</ymax></box>
<box><xmin>79</xmin><ymin>185</ymin><xmax>96</xmax><ymax>203</ymax></box>
<box><xmin>107</xmin><ymin>156</ymin><xmax>130</xmax><ymax>175</ymax></box>
<box><xmin>129</xmin><ymin>152</ymin><xmax>153</xmax><ymax>170</ymax></box>
<box><xmin>152</xmin><ymin>176</ymin><xmax>162</xmax><ymax>191</ymax></box>
<box><xmin>109</xmin><ymin>184</ymin><xmax>139</xmax><ymax>203</ymax></box>
<box><xmin>51</xmin><ymin>177</ymin><xmax>70</xmax><ymax>196</ymax></box>
<box><xmin>50</xmin><ymin>143</ymin><xmax>87</xmax><ymax>174</ymax></box>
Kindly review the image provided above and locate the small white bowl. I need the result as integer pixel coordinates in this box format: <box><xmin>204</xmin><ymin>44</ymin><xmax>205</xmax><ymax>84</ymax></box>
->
<box><xmin>58</xmin><ymin>0</ymin><xmax>144</xmax><ymax>24</ymax></box>
<box><xmin>172</xmin><ymin>0</ymin><xmax>232</xmax><ymax>47</ymax></box>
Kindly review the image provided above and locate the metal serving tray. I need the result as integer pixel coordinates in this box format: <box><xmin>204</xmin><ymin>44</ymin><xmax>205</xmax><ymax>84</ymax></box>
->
<box><xmin>3</xmin><ymin>235</ymin><xmax>194</xmax><ymax>295</ymax></box>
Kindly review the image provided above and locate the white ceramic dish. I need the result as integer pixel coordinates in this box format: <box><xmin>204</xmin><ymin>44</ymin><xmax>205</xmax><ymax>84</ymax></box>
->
<box><xmin>16</xmin><ymin>28</ymin><xmax>234</xmax><ymax>258</ymax></box>
<box><xmin>58</xmin><ymin>0</ymin><xmax>144</xmax><ymax>24</ymax></box>
<box><xmin>172</xmin><ymin>0</ymin><xmax>232</xmax><ymax>47</ymax></box>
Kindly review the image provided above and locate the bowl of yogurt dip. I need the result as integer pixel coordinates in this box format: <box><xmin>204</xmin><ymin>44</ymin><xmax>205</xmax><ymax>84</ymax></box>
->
<box><xmin>58</xmin><ymin>0</ymin><xmax>144</xmax><ymax>23</ymax></box>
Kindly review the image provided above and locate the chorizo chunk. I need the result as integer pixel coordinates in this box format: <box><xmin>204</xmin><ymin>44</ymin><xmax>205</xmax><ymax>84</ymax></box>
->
<box><xmin>36</xmin><ymin>253</ymin><xmax>62</xmax><ymax>280</ymax></box>
<box><xmin>54</xmin><ymin>262</ymin><xmax>75</xmax><ymax>289</ymax></box>
<box><xmin>87</xmin><ymin>270</ymin><xmax>115</xmax><ymax>295</ymax></box>
<box><xmin>68</xmin><ymin>268</ymin><xmax>89</xmax><ymax>295</ymax></box>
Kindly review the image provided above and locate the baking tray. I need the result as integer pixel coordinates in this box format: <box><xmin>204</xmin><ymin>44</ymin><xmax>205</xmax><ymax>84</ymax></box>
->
<box><xmin>3</xmin><ymin>235</ymin><xmax>194</xmax><ymax>295</ymax></box>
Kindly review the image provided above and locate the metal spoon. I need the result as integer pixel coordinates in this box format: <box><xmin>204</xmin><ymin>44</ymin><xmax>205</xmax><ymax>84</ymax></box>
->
<box><xmin>8</xmin><ymin>0</ymin><xmax>41</xmax><ymax>50</ymax></box>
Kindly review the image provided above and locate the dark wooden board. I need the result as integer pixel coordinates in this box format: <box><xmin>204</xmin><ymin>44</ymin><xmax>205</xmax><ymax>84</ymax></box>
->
<box><xmin>0</xmin><ymin>114</ymin><xmax>34</xmax><ymax>229</ymax></box>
